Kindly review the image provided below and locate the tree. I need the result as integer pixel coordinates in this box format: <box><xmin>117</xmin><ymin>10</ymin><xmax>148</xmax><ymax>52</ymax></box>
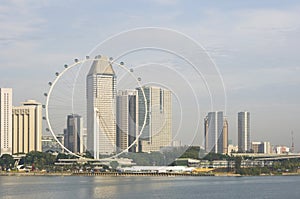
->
<box><xmin>84</xmin><ymin>151</ymin><xmax>94</xmax><ymax>159</ymax></box>
<box><xmin>24</xmin><ymin>151</ymin><xmax>56</xmax><ymax>170</ymax></box>
<box><xmin>235</xmin><ymin>156</ymin><xmax>242</xmax><ymax>174</ymax></box>
<box><xmin>0</xmin><ymin>154</ymin><xmax>15</xmax><ymax>170</ymax></box>
<box><xmin>180</xmin><ymin>146</ymin><xmax>201</xmax><ymax>159</ymax></box>
<box><xmin>110</xmin><ymin>161</ymin><xmax>119</xmax><ymax>171</ymax></box>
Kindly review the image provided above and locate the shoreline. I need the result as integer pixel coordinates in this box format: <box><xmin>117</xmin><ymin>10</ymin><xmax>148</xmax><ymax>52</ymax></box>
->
<box><xmin>1</xmin><ymin>172</ymin><xmax>299</xmax><ymax>177</ymax></box>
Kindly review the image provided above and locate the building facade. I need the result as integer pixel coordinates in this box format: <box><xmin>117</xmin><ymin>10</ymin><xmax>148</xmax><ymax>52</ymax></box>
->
<box><xmin>64</xmin><ymin>114</ymin><xmax>84</xmax><ymax>154</ymax></box>
<box><xmin>251</xmin><ymin>141</ymin><xmax>271</xmax><ymax>154</ymax></box>
<box><xmin>137</xmin><ymin>86</ymin><xmax>172</xmax><ymax>152</ymax></box>
<box><xmin>86</xmin><ymin>55</ymin><xmax>116</xmax><ymax>158</ymax></box>
<box><xmin>204</xmin><ymin>111</ymin><xmax>228</xmax><ymax>154</ymax></box>
<box><xmin>0</xmin><ymin>88</ymin><xmax>12</xmax><ymax>155</ymax></box>
<box><xmin>116</xmin><ymin>90</ymin><xmax>139</xmax><ymax>153</ymax></box>
<box><xmin>12</xmin><ymin>100</ymin><xmax>42</xmax><ymax>154</ymax></box>
<box><xmin>238</xmin><ymin>111</ymin><xmax>250</xmax><ymax>152</ymax></box>
<box><xmin>42</xmin><ymin>134</ymin><xmax>64</xmax><ymax>153</ymax></box>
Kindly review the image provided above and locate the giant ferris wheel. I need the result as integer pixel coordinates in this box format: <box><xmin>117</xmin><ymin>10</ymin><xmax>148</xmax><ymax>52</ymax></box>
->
<box><xmin>43</xmin><ymin>56</ymin><xmax>148</xmax><ymax>159</ymax></box>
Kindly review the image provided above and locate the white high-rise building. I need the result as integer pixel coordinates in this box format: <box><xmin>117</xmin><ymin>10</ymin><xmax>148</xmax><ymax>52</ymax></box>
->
<box><xmin>137</xmin><ymin>86</ymin><xmax>172</xmax><ymax>152</ymax></box>
<box><xmin>0</xmin><ymin>88</ymin><xmax>12</xmax><ymax>155</ymax></box>
<box><xmin>116</xmin><ymin>90</ymin><xmax>139</xmax><ymax>153</ymax></box>
<box><xmin>12</xmin><ymin>100</ymin><xmax>42</xmax><ymax>154</ymax></box>
<box><xmin>204</xmin><ymin>111</ymin><xmax>228</xmax><ymax>154</ymax></box>
<box><xmin>86</xmin><ymin>55</ymin><xmax>116</xmax><ymax>158</ymax></box>
<box><xmin>238</xmin><ymin>111</ymin><xmax>250</xmax><ymax>152</ymax></box>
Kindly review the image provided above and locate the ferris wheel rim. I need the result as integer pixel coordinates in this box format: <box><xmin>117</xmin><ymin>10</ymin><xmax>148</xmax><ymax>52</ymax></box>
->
<box><xmin>45</xmin><ymin>57</ymin><xmax>148</xmax><ymax>160</ymax></box>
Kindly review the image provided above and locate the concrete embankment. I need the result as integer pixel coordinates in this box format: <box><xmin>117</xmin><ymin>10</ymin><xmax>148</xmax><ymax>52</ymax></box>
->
<box><xmin>72</xmin><ymin>172</ymin><xmax>215</xmax><ymax>177</ymax></box>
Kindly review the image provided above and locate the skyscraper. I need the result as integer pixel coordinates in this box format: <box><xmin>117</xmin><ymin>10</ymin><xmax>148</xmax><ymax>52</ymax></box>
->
<box><xmin>116</xmin><ymin>90</ymin><xmax>139</xmax><ymax>153</ymax></box>
<box><xmin>223</xmin><ymin>118</ymin><xmax>228</xmax><ymax>154</ymax></box>
<box><xmin>0</xmin><ymin>88</ymin><xmax>12</xmax><ymax>155</ymax></box>
<box><xmin>64</xmin><ymin>114</ymin><xmax>84</xmax><ymax>154</ymax></box>
<box><xmin>12</xmin><ymin>100</ymin><xmax>42</xmax><ymax>154</ymax></box>
<box><xmin>137</xmin><ymin>86</ymin><xmax>172</xmax><ymax>152</ymax></box>
<box><xmin>86</xmin><ymin>55</ymin><xmax>116</xmax><ymax>158</ymax></box>
<box><xmin>238</xmin><ymin>111</ymin><xmax>250</xmax><ymax>152</ymax></box>
<box><xmin>204</xmin><ymin>111</ymin><xmax>228</xmax><ymax>154</ymax></box>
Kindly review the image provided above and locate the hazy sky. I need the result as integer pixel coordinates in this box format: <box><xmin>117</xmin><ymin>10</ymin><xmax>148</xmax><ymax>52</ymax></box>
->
<box><xmin>0</xmin><ymin>0</ymin><xmax>300</xmax><ymax>151</ymax></box>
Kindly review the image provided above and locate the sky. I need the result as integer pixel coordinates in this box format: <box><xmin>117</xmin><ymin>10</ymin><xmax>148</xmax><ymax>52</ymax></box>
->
<box><xmin>0</xmin><ymin>0</ymin><xmax>300</xmax><ymax>151</ymax></box>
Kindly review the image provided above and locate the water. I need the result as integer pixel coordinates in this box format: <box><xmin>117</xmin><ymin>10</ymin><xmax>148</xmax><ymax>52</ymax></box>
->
<box><xmin>1</xmin><ymin>176</ymin><xmax>300</xmax><ymax>199</ymax></box>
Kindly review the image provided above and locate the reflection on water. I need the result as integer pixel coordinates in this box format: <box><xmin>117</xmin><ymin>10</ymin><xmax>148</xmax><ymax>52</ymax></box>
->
<box><xmin>90</xmin><ymin>177</ymin><xmax>173</xmax><ymax>198</ymax></box>
<box><xmin>1</xmin><ymin>176</ymin><xmax>300</xmax><ymax>199</ymax></box>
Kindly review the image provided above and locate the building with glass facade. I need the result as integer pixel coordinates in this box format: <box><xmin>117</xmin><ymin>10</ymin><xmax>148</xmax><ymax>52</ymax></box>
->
<box><xmin>86</xmin><ymin>55</ymin><xmax>116</xmax><ymax>158</ymax></box>
<box><xmin>238</xmin><ymin>111</ymin><xmax>250</xmax><ymax>152</ymax></box>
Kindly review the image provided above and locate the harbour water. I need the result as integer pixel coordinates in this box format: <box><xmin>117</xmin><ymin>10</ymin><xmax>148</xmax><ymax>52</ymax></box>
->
<box><xmin>1</xmin><ymin>176</ymin><xmax>300</xmax><ymax>199</ymax></box>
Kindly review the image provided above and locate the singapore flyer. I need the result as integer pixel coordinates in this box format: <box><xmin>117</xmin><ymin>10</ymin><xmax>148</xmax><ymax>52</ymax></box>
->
<box><xmin>44</xmin><ymin>27</ymin><xmax>226</xmax><ymax>165</ymax></box>
<box><xmin>44</xmin><ymin>56</ymin><xmax>148</xmax><ymax>160</ymax></box>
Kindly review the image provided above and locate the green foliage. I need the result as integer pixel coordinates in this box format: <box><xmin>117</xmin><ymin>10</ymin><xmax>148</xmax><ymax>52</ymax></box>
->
<box><xmin>235</xmin><ymin>156</ymin><xmax>242</xmax><ymax>174</ymax></box>
<box><xmin>84</xmin><ymin>151</ymin><xmax>94</xmax><ymax>159</ymax></box>
<box><xmin>110</xmin><ymin>161</ymin><xmax>119</xmax><ymax>171</ymax></box>
<box><xmin>24</xmin><ymin>151</ymin><xmax>56</xmax><ymax>169</ymax></box>
<box><xmin>202</xmin><ymin>152</ymin><xmax>229</xmax><ymax>161</ymax></box>
<box><xmin>56</xmin><ymin>153</ymin><xmax>77</xmax><ymax>160</ymax></box>
<box><xmin>180</xmin><ymin>146</ymin><xmax>202</xmax><ymax>159</ymax></box>
<box><xmin>0</xmin><ymin>154</ymin><xmax>15</xmax><ymax>170</ymax></box>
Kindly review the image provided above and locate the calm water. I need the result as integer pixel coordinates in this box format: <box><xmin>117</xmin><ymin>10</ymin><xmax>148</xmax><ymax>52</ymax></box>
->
<box><xmin>1</xmin><ymin>175</ymin><xmax>300</xmax><ymax>199</ymax></box>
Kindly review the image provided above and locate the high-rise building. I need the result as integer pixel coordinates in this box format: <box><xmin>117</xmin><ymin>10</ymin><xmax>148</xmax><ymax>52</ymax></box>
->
<box><xmin>223</xmin><ymin>118</ymin><xmax>228</xmax><ymax>154</ymax></box>
<box><xmin>238</xmin><ymin>111</ymin><xmax>250</xmax><ymax>152</ymax></box>
<box><xmin>204</xmin><ymin>111</ymin><xmax>228</xmax><ymax>154</ymax></box>
<box><xmin>137</xmin><ymin>86</ymin><xmax>172</xmax><ymax>152</ymax></box>
<box><xmin>12</xmin><ymin>100</ymin><xmax>42</xmax><ymax>154</ymax></box>
<box><xmin>86</xmin><ymin>55</ymin><xmax>116</xmax><ymax>158</ymax></box>
<box><xmin>0</xmin><ymin>88</ymin><xmax>12</xmax><ymax>155</ymax></box>
<box><xmin>116</xmin><ymin>90</ymin><xmax>139</xmax><ymax>153</ymax></box>
<box><xmin>64</xmin><ymin>114</ymin><xmax>84</xmax><ymax>154</ymax></box>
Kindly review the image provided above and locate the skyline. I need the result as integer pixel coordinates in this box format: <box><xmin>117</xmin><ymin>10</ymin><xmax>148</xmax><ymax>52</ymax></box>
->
<box><xmin>0</xmin><ymin>0</ymin><xmax>299</xmax><ymax>150</ymax></box>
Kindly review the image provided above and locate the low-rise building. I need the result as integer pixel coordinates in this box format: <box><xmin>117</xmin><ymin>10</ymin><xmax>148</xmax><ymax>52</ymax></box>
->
<box><xmin>251</xmin><ymin>141</ymin><xmax>271</xmax><ymax>154</ymax></box>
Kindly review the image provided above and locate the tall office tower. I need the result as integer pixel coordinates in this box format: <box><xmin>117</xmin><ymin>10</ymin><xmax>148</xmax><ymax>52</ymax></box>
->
<box><xmin>223</xmin><ymin>118</ymin><xmax>228</xmax><ymax>154</ymax></box>
<box><xmin>116</xmin><ymin>90</ymin><xmax>139</xmax><ymax>153</ymax></box>
<box><xmin>12</xmin><ymin>100</ymin><xmax>42</xmax><ymax>154</ymax></box>
<box><xmin>0</xmin><ymin>88</ymin><xmax>12</xmax><ymax>155</ymax></box>
<box><xmin>86</xmin><ymin>55</ymin><xmax>116</xmax><ymax>158</ymax></box>
<box><xmin>238</xmin><ymin>111</ymin><xmax>250</xmax><ymax>152</ymax></box>
<box><xmin>204</xmin><ymin>111</ymin><xmax>228</xmax><ymax>154</ymax></box>
<box><xmin>137</xmin><ymin>86</ymin><xmax>172</xmax><ymax>153</ymax></box>
<box><xmin>64</xmin><ymin>114</ymin><xmax>83</xmax><ymax>154</ymax></box>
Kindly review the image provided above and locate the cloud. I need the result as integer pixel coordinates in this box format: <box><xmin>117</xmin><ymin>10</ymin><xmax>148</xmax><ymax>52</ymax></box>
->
<box><xmin>151</xmin><ymin>0</ymin><xmax>179</xmax><ymax>6</ymax></box>
<box><xmin>0</xmin><ymin>0</ymin><xmax>47</xmax><ymax>43</ymax></box>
